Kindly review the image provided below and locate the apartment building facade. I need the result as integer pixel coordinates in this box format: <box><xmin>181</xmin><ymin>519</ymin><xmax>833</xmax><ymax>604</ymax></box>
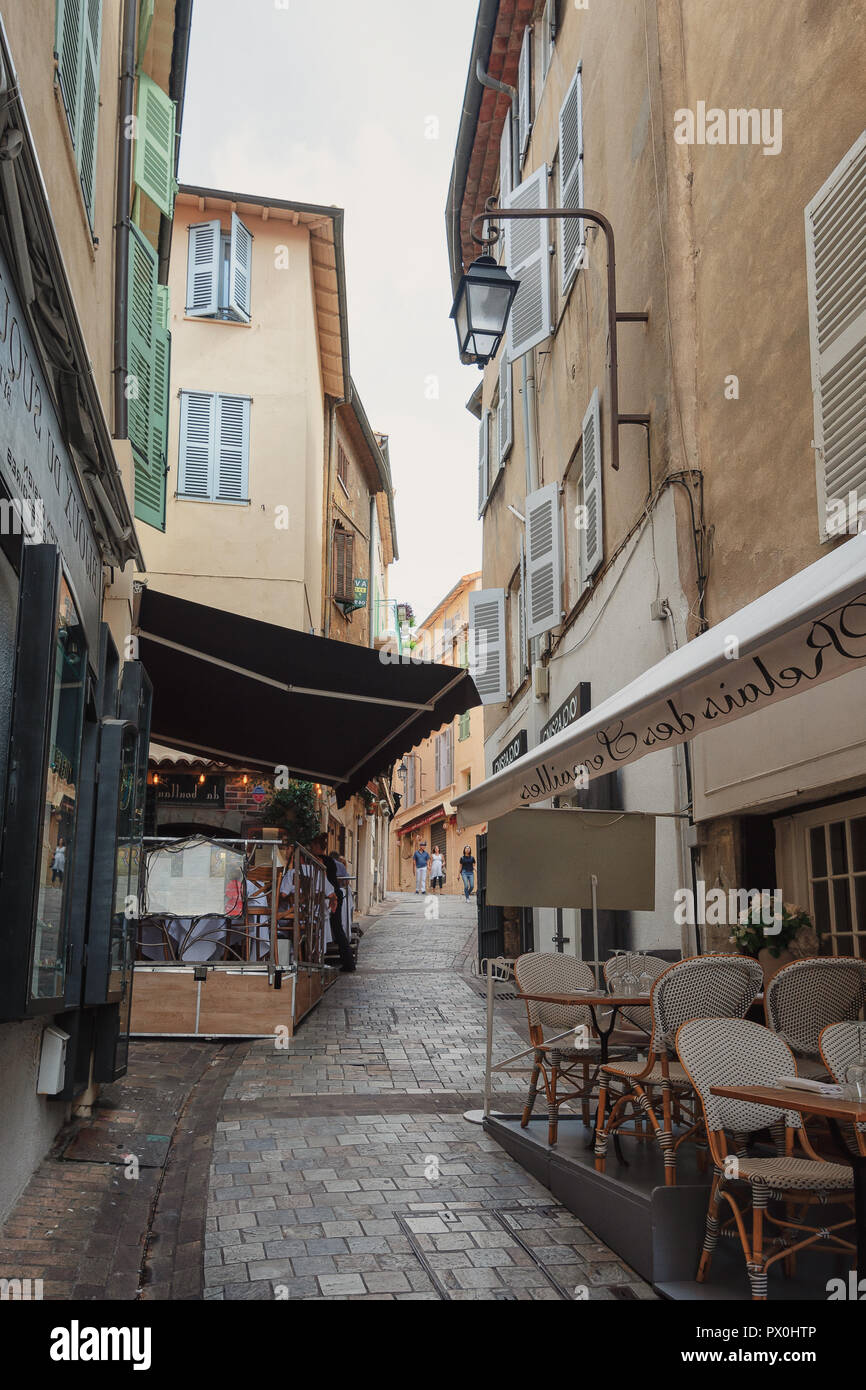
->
<box><xmin>0</xmin><ymin>0</ymin><xmax>191</xmax><ymax>1221</ymax></box>
<box><xmin>140</xmin><ymin>186</ymin><xmax>399</xmax><ymax>912</ymax></box>
<box><xmin>388</xmin><ymin>573</ymin><xmax>487</xmax><ymax>895</ymax></box>
<box><xmin>447</xmin><ymin>0</ymin><xmax>866</xmax><ymax>960</ymax></box>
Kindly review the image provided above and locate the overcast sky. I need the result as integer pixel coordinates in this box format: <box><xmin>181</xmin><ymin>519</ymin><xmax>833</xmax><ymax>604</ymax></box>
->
<box><xmin>178</xmin><ymin>0</ymin><xmax>481</xmax><ymax>624</ymax></box>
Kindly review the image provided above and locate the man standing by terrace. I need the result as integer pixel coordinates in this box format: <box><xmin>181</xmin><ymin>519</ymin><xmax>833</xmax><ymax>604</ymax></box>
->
<box><xmin>413</xmin><ymin>841</ymin><xmax>430</xmax><ymax>894</ymax></box>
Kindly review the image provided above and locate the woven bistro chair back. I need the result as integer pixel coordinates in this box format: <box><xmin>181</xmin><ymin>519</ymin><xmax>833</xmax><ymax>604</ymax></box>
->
<box><xmin>819</xmin><ymin>1020</ymin><xmax>866</xmax><ymax>1143</ymax></box>
<box><xmin>765</xmin><ymin>957</ymin><xmax>866</xmax><ymax>1059</ymax></box>
<box><xmin>676</xmin><ymin>1017</ymin><xmax>803</xmax><ymax>1136</ymax></box>
<box><xmin>652</xmin><ymin>954</ymin><xmax>764</xmax><ymax>1058</ymax></box>
<box><xmin>514</xmin><ymin>953</ymin><xmax>598</xmax><ymax>1034</ymax></box>
<box><xmin>603</xmin><ymin>952</ymin><xmax>669</xmax><ymax>1033</ymax></box>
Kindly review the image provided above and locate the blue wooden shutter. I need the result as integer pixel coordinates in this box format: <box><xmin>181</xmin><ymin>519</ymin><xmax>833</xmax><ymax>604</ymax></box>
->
<box><xmin>186</xmin><ymin>220</ymin><xmax>221</xmax><ymax>316</ymax></box>
<box><xmin>134</xmin><ymin>73</ymin><xmax>177</xmax><ymax>218</ymax></box>
<box><xmin>55</xmin><ymin>0</ymin><xmax>82</xmax><ymax>129</ymax></box>
<box><xmin>229</xmin><ymin>213</ymin><xmax>253</xmax><ymax>322</ymax></box>
<box><xmin>216</xmin><ymin>395</ymin><xmax>250</xmax><ymax>500</ymax></box>
<box><xmin>179</xmin><ymin>391</ymin><xmax>216</xmax><ymax>498</ymax></box>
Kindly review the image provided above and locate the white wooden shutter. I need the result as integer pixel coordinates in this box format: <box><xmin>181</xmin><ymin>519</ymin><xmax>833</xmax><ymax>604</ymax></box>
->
<box><xmin>805</xmin><ymin>130</ymin><xmax>866</xmax><ymax>538</ymax></box>
<box><xmin>434</xmin><ymin>734</ymin><xmax>442</xmax><ymax>790</ymax></box>
<box><xmin>179</xmin><ymin>391</ymin><xmax>215</xmax><ymax>498</ymax></box>
<box><xmin>579</xmin><ymin>387</ymin><xmax>604</xmax><ymax>585</ymax></box>
<box><xmin>477</xmin><ymin>410</ymin><xmax>490</xmax><ymax>516</ymax></box>
<box><xmin>229</xmin><ymin>212</ymin><xmax>253</xmax><ymax>322</ymax></box>
<box><xmin>499</xmin><ymin>113</ymin><xmax>512</xmax><ymax>204</ymax></box>
<box><xmin>444</xmin><ymin>727</ymin><xmax>453</xmax><ymax>786</ymax></box>
<box><xmin>469</xmin><ymin>588</ymin><xmax>507</xmax><ymax>705</ymax></box>
<box><xmin>518</xmin><ymin>26</ymin><xmax>532</xmax><ymax>162</ymax></box>
<box><xmin>518</xmin><ymin>535</ymin><xmax>527</xmax><ymax>679</ymax></box>
<box><xmin>216</xmin><ymin>394</ymin><xmax>250</xmax><ymax>500</ymax></box>
<box><xmin>542</xmin><ymin>0</ymin><xmax>557</xmax><ymax>85</ymax></box>
<box><xmin>525</xmin><ymin>481</ymin><xmax>562</xmax><ymax>639</ymax></box>
<box><xmin>558</xmin><ymin>64</ymin><xmax>585</xmax><ymax>296</ymax></box>
<box><xmin>186</xmin><ymin>220</ymin><xmax>220</xmax><ymax>316</ymax></box>
<box><xmin>505</xmin><ymin>165</ymin><xmax>552</xmax><ymax>362</ymax></box>
<box><xmin>498</xmin><ymin>354</ymin><xmax>513</xmax><ymax>463</ymax></box>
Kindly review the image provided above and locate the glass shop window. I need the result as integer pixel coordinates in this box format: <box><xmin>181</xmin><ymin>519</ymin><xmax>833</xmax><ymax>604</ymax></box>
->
<box><xmin>31</xmin><ymin>579</ymin><xmax>86</xmax><ymax>1002</ymax></box>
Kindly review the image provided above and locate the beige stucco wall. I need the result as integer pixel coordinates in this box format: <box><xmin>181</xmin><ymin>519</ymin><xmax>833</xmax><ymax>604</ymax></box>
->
<box><xmin>140</xmin><ymin>199</ymin><xmax>327</xmax><ymax>631</ymax></box>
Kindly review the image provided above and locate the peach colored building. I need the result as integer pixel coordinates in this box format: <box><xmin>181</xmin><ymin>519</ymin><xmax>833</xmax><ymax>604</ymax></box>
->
<box><xmin>388</xmin><ymin>573</ymin><xmax>487</xmax><ymax>895</ymax></box>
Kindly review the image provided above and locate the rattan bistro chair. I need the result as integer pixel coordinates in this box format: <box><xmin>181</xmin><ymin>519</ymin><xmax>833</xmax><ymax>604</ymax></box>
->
<box><xmin>819</xmin><ymin>1021</ymin><xmax>866</xmax><ymax>1156</ymax></box>
<box><xmin>765</xmin><ymin>957</ymin><xmax>866</xmax><ymax>1079</ymax></box>
<box><xmin>514</xmin><ymin>953</ymin><xmax>632</xmax><ymax>1146</ymax></box>
<box><xmin>595</xmin><ymin>954</ymin><xmax>764</xmax><ymax>1186</ymax></box>
<box><xmin>677</xmin><ymin>1017</ymin><xmax>856</xmax><ymax>1300</ymax></box>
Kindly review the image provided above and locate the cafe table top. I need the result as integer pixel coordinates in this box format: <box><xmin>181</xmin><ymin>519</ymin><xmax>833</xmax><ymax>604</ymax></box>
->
<box><xmin>710</xmin><ymin>1083</ymin><xmax>866</xmax><ymax>1126</ymax></box>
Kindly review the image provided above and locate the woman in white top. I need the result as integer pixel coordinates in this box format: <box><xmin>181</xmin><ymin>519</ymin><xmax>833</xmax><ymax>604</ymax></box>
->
<box><xmin>429</xmin><ymin>850</ymin><xmax>445</xmax><ymax>893</ymax></box>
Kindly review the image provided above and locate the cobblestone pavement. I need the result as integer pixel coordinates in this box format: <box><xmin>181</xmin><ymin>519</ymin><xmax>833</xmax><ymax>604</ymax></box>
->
<box><xmin>205</xmin><ymin>893</ymin><xmax>654</xmax><ymax>1301</ymax></box>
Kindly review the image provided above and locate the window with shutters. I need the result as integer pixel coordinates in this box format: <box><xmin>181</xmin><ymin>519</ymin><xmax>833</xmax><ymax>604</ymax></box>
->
<box><xmin>337</xmin><ymin>441</ymin><xmax>350</xmax><ymax>491</ymax></box>
<box><xmin>128</xmin><ymin>224</ymin><xmax>169</xmax><ymax>530</ymax></box>
<box><xmin>558</xmin><ymin>65</ymin><xmax>585</xmax><ymax>298</ymax></box>
<box><xmin>405</xmin><ymin>756</ymin><xmax>416</xmax><ymax>808</ymax></box>
<box><xmin>435</xmin><ymin>729</ymin><xmax>454</xmax><ymax>792</ymax></box>
<box><xmin>477</xmin><ymin>409</ymin><xmax>490</xmax><ymax>517</ymax></box>
<box><xmin>178</xmin><ymin>391</ymin><xmax>250</xmax><ymax>503</ymax></box>
<box><xmin>333</xmin><ymin>527</ymin><xmax>355</xmax><ymax>603</ymax></box>
<box><xmin>458</xmin><ymin>711</ymin><xmax>471</xmax><ymax>742</ymax></box>
<box><xmin>565</xmin><ymin>389</ymin><xmax>604</xmax><ymax>599</ymax></box>
<box><xmin>805</xmin><ymin>130</ymin><xmax>866</xmax><ymax>540</ymax></box>
<box><xmin>186</xmin><ymin>213</ymin><xmax>253</xmax><ymax>322</ymax></box>
<box><xmin>498</xmin><ymin>352</ymin><xmax>513</xmax><ymax>465</ymax></box>
<box><xmin>55</xmin><ymin>0</ymin><xmax>102</xmax><ymax>227</ymax></box>
<box><xmin>133</xmin><ymin>73</ymin><xmax>177</xmax><ymax>218</ymax></box>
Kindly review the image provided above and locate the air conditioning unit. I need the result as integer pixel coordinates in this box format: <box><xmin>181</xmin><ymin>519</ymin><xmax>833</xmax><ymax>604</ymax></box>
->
<box><xmin>532</xmin><ymin>663</ymin><xmax>549</xmax><ymax>699</ymax></box>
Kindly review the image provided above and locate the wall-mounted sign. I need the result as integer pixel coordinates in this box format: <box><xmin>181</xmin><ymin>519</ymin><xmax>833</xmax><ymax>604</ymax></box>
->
<box><xmin>0</xmin><ymin>247</ymin><xmax>102</xmax><ymax>649</ymax></box>
<box><xmin>251</xmin><ymin>784</ymin><xmax>267</xmax><ymax>804</ymax></box>
<box><xmin>353</xmin><ymin>578</ymin><xmax>368</xmax><ymax>608</ymax></box>
<box><xmin>156</xmin><ymin>774</ymin><xmax>225</xmax><ymax>807</ymax></box>
<box><xmin>492</xmin><ymin>728</ymin><xmax>527</xmax><ymax>775</ymax></box>
<box><xmin>539</xmin><ymin>683</ymin><xmax>591</xmax><ymax>744</ymax></box>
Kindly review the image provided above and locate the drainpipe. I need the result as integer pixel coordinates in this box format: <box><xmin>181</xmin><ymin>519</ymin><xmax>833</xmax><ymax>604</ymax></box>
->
<box><xmin>368</xmin><ymin>493</ymin><xmax>376</xmax><ymax>648</ymax></box>
<box><xmin>157</xmin><ymin>0</ymin><xmax>194</xmax><ymax>284</ymax></box>
<box><xmin>324</xmin><ymin>399</ymin><xmax>338</xmax><ymax>637</ymax></box>
<box><xmin>113</xmin><ymin>0</ymin><xmax>137</xmax><ymax>440</ymax></box>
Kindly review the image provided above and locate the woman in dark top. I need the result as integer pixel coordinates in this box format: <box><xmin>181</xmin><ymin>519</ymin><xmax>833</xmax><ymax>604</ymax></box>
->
<box><xmin>459</xmin><ymin>845</ymin><xmax>476</xmax><ymax>900</ymax></box>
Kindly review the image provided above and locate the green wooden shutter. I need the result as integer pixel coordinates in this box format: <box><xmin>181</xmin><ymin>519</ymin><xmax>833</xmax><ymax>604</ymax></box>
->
<box><xmin>127</xmin><ymin>224</ymin><xmax>168</xmax><ymax>528</ymax></box>
<box><xmin>134</xmin><ymin>73</ymin><xmax>177</xmax><ymax>218</ymax></box>
<box><xmin>55</xmin><ymin>0</ymin><xmax>82</xmax><ymax>129</ymax></box>
<box><xmin>141</xmin><ymin>284</ymin><xmax>171</xmax><ymax>530</ymax></box>
<box><xmin>137</xmin><ymin>0</ymin><xmax>155</xmax><ymax>63</ymax></box>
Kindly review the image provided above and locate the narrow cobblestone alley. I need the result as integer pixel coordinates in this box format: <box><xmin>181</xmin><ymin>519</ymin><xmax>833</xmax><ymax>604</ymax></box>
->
<box><xmin>203</xmin><ymin>894</ymin><xmax>654</xmax><ymax>1301</ymax></box>
<box><xmin>0</xmin><ymin>894</ymin><xmax>653</xmax><ymax>1303</ymax></box>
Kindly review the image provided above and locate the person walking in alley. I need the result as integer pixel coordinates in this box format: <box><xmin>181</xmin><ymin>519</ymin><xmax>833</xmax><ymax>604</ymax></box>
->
<box><xmin>50</xmin><ymin>838</ymin><xmax>65</xmax><ymax>886</ymax></box>
<box><xmin>459</xmin><ymin>844</ymin><xmax>476</xmax><ymax>900</ymax></box>
<box><xmin>429</xmin><ymin>847</ymin><xmax>445</xmax><ymax>893</ymax></box>
<box><xmin>413</xmin><ymin>840</ymin><xmax>430</xmax><ymax>893</ymax></box>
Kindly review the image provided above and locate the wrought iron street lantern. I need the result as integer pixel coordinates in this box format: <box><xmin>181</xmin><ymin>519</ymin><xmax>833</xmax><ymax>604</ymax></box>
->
<box><xmin>450</xmin><ymin>254</ymin><xmax>520</xmax><ymax>366</ymax></box>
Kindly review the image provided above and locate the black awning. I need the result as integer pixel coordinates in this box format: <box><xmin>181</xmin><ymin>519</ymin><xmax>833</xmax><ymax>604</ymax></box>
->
<box><xmin>134</xmin><ymin>589</ymin><xmax>480</xmax><ymax>805</ymax></box>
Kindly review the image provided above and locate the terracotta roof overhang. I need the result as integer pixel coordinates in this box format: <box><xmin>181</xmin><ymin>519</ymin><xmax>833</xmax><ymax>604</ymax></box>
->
<box><xmin>445</xmin><ymin>0</ymin><xmax>536</xmax><ymax>294</ymax></box>
<box><xmin>178</xmin><ymin>185</ymin><xmax>350</xmax><ymax>400</ymax></box>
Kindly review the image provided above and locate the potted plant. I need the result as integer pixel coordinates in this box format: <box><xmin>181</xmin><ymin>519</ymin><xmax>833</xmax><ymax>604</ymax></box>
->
<box><xmin>260</xmin><ymin>781</ymin><xmax>321</xmax><ymax>846</ymax></box>
<box><xmin>729</xmin><ymin>901</ymin><xmax>824</xmax><ymax>982</ymax></box>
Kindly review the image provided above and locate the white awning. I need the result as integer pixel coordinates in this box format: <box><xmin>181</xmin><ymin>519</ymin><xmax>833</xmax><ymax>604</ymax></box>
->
<box><xmin>453</xmin><ymin>534</ymin><xmax>866</xmax><ymax>829</ymax></box>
